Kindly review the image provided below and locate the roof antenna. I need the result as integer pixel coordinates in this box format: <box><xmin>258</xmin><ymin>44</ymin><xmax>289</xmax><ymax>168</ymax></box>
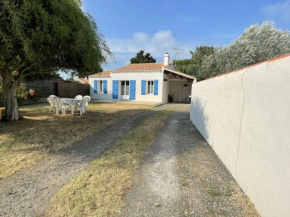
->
<box><xmin>172</xmin><ymin>47</ymin><xmax>184</xmax><ymax>61</ymax></box>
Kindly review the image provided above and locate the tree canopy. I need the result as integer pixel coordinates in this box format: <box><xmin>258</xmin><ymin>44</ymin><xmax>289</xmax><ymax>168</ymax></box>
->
<box><xmin>130</xmin><ymin>50</ymin><xmax>156</xmax><ymax>64</ymax></box>
<box><xmin>174</xmin><ymin>21</ymin><xmax>290</xmax><ymax>81</ymax></box>
<box><xmin>173</xmin><ymin>46</ymin><xmax>214</xmax><ymax>80</ymax></box>
<box><xmin>201</xmin><ymin>21</ymin><xmax>290</xmax><ymax>79</ymax></box>
<box><xmin>0</xmin><ymin>0</ymin><xmax>111</xmax><ymax>121</ymax></box>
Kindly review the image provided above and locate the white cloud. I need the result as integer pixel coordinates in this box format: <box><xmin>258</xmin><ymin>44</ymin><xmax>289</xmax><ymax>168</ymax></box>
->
<box><xmin>151</xmin><ymin>30</ymin><xmax>175</xmax><ymax>50</ymax></box>
<box><xmin>261</xmin><ymin>1</ymin><xmax>290</xmax><ymax>21</ymax></box>
<box><xmin>104</xmin><ymin>30</ymin><xmax>194</xmax><ymax>70</ymax></box>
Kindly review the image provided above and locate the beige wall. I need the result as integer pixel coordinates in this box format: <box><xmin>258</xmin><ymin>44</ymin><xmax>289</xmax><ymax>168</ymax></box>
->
<box><xmin>169</xmin><ymin>80</ymin><xmax>192</xmax><ymax>102</ymax></box>
<box><xmin>190</xmin><ymin>56</ymin><xmax>290</xmax><ymax>217</ymax></box>
<box><xmin>162</xmin><ymin>74</ymin><xmax>170</xmax><ymax>103</ymax></box>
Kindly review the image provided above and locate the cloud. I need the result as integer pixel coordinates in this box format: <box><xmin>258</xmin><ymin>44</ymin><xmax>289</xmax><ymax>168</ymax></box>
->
<box><xmin>261</xmin><ymin>1</ymin><xmax>290</xmax><ymax>21</ymax></box>
<box><xmin>105</xmin><ymin>30</ymin><xmax>194</xmax><ymax>69</ymax></box>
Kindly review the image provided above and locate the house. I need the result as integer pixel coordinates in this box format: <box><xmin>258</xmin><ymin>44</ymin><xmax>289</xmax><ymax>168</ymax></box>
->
<box><xmin>89</xmin><ymin>53</ymin><xmax>196</xmax><ymax>103</ymax></box>
<box><xmin>74</xmin><ymin>76</ymin><xmax>89</xmax><ymax>84</ymax></box>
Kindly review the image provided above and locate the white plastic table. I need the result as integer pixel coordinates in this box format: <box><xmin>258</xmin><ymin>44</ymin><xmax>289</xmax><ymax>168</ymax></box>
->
<box><xmin>61</xmin><ymin>98</ymin><xmax>85</xmax><ymax>115</ymax></box>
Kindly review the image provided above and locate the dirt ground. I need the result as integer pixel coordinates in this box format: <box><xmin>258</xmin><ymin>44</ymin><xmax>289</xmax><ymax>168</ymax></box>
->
<box><xmin>121</xmin><ymin>104</ymin><xmax>260</xmax><ymax>217</ymax></box>
<box><xmin>0</xmin><ymin>104</ymin><xmax>260</xmax><ymax>217</ymax></box>
<box><xmin>0</xmin><ymin>111</ymin><xmax>155</xmax><ymax>217</ymax></box>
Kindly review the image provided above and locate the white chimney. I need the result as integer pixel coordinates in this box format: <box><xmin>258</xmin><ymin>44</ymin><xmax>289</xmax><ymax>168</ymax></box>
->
<box><xmin>164</xmin><ymin>53</ymin><xmax>170</xmax><ymax>66</ymax></box>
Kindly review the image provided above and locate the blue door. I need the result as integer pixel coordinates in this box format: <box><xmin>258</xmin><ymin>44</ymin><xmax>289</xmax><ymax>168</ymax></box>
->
<box><xmin>113</xmin><ymin>80</ymin><xmax>118</xmax><ymax>99</ymax></box>
<box><xmin>129</xmin><ymin>80</ymin><xmax>136</xmax><ymax>100</ymax></box>
<box><xmin>94</xmin><ymin>80</ymin><xmax>98</xmax><ymax>93</ymax></box>
<box><xmin>103</xmin><ymin>80</ymin><xmax>107</xmax><ymax>93</ymax></box>
<box><xmin>141</xmin><ymin>80</ymin><xmax>146</xmax><ymax>95</ymax></box>
<box><xmin>154</xmin><ymin>80</ymin><xmax>158</xmax><ymax>95</ymax></box>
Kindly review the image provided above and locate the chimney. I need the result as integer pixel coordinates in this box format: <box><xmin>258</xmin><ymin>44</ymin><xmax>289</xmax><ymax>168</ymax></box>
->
<box><xmin>164</xmin><ymin>53</ymin><xmax>170</xmax><ymax>66</ymax></box>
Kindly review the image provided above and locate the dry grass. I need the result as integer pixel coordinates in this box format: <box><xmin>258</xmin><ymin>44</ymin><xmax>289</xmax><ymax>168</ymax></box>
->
<box><xmin>0</xmin><ymin>103</ymin><xmax>152</xmax><ymax>179</ymax></box>
<box><xmin>46</xmin><ymin>110</ymin><xmax>172</xmax><ymax>217</ymax></box>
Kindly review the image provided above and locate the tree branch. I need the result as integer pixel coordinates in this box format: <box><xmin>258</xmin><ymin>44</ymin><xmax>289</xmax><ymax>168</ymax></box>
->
<box><xmin>8</xmin><ymin>58</ymin><xmax>27</xmax><ymax>74</ymax></box>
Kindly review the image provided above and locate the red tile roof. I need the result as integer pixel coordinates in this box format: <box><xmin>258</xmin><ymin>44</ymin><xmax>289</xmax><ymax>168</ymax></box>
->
<box><xmin>113</xmin><ymin>62</ymin><xmax>172</xmax><ymax>72</ymax></box>
<box><xmin>198</xmin><ymin>53</ymin><xmax>290</xmax><ymax>83</ymax></box>
<box><xmin>89</xmin><ymin>70</ymin><xmax>111</xmax><ymax>78</ymax></box>
<box><xmin>79</xmin><ymin>78</ymin><xmax>89</xmax><ymax>84</ymax></box>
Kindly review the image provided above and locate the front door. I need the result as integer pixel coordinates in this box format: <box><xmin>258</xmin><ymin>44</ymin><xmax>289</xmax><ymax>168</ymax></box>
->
<box><xmin>120</xmin><ymin>80</ymin><xmax>130</xmax><ymax>99</ymax></box>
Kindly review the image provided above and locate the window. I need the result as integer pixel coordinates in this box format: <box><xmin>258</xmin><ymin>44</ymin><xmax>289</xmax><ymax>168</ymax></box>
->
<box><xmin>121</xmin><ymin>81</ymin><xmax>129</xmax><ymax>95</ymax></box>
<box><xmin>147</xmin><ymin>81</ymin><xmax>154</xmax><ymax>94</ymax></box>
<box><xmin>99</xmin><ymin>80</ymin><xmax>103</xmax><ymax>93</ymax></box>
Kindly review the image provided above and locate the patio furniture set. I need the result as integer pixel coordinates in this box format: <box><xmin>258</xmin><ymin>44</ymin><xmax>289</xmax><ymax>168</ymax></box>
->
<box><xmin>47</xmin><ymin>95</ymin><xmax>91</xmax><ymax>116</ymax></box>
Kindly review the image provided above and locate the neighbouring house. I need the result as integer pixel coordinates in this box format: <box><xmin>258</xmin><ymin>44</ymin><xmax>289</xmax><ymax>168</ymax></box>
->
<box><xmin>89</xmin><ymin>53</ymin><xmax>196</xmax><ymax>103</ymax></box>
<box><xmin>74</xmin><ymin>76</ymin><xmax>89</xmax><ymax>84</ymax></box>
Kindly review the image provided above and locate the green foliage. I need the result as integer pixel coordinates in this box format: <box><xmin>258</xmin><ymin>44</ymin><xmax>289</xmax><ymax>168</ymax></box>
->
<box><xmin>0</xmin><ymin>0</ymin><xmax>111</xmax><ymax>78</ymax></box>
<box><xmin>130</xmin><ymin>50</ymin><xmax>156</xmax><ymax>63</ymax></box>
<box><xmin>0</xmin><ymin>79</ymin><xmax>4</xmax><ymax>106</ymax></box>
<box><xmin>25</xmin><ymin>72</ymin><xmax>61</xmax><ymax>81</ymax></box>
<box><xmin>174</xmin><ymin>46</ymin><xmax>214</xmax><ymax>80</ymax></box>
<box><xmin>201</xmin><ymin>21</ymin><xmax>290</xmax><ymax>79</ymax></box>
<box><xmin>0</xmin><ymin>82</ymin><xmax>37</xmax><ymax>105</ymax></box>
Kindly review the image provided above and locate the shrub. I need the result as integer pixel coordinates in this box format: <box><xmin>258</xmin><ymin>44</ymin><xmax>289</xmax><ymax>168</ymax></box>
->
<box><xmin>201</xmin><ymin>21</ymin><xmax>290</xmax><ymax>79</ymax></box>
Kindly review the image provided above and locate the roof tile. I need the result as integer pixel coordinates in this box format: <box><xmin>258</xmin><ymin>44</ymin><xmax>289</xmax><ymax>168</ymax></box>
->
<box><xmin>113</xmin><ymin>63</ymin><xmax>170</xmax><ymax>72</ymax></box>
<box><xmin>89</xmin><ymin>70</ymin><xmax>111</xmax><ymax>78</ymax></box>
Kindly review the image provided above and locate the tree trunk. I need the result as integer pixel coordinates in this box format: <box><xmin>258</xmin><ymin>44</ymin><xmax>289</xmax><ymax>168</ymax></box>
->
<box><xmin>1</xmin><ymin>71</ymin><xmax>20</xmax><ymax>122</ymax></box>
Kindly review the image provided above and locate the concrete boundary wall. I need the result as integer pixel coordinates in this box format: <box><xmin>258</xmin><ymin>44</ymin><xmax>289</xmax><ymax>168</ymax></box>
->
<box><xmin>190</xmin><ymin>54</ymin><xmax>290</xmax><ymax>217</ymax></box>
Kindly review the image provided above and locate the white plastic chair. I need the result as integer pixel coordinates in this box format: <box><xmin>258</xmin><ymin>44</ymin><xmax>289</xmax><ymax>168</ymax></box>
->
<box><xmin>54</xmin><ymin>97</ymin><xmax>70</xmax><ymax>116</ymax></box>
<box><xmin>47</xmin><ymin>97</ymin><xmax>56</xmax><ymax>114</ymax></box>
<box><xmin>83</xmin><ymin>95</ymin><xmax>91</xmax><ymax>112</ymax></box>
<box><xmin>72</xmin><ymin>96</ymin><xmax>90</xmax><ymax>116</ymax></box>
<box><xmin>75</xmin><ymin>95</ymin><xmax>83</xmax><ymax>100</ymax></box>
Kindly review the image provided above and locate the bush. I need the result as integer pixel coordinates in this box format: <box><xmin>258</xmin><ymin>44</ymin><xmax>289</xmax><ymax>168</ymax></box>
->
<box><xmin>0</xmin><ymin>82</ymin><xmax>38</xmax><ymax>105</ymax></box>
<box><xmin>201</xmin><ymin>21</ymin><xmax>290</xmax><ymax>79</ymax></box>
<box><xmin>0</xmin><ymin>80</ymin><xmax>4</xmax><ymax>107</ymax></box>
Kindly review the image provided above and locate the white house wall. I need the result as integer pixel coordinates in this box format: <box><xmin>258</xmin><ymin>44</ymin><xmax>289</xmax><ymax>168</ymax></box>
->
<box><xmin>89</xmin><ymin>71</ymin><xmax>164</xmax><ymax>102</ymax></box>
<box><xmin>89</xmin><ymin>77</ymin><xmax>113</xmax><ymax>100</ymax></box>
<box><xmin>190</xmin><ymin>56</ymin><xmax>290</xmax><ymax>217</ymax></box>
<box><xmin>162</xmin><ymin>74</ymin><xmax>170</xmax><ymax>103</ymax></box>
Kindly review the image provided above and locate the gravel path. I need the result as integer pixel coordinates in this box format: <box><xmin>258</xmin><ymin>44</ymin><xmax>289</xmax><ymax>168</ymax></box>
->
<box><xmin>122</xmin><ymin>105</ymin><xmax>260</xmax><ymax>217</ymax></box>
<box><xmin>0</xmin><ymin>110</ymin><xmax>155</xmax><ymax>217</ymax></box>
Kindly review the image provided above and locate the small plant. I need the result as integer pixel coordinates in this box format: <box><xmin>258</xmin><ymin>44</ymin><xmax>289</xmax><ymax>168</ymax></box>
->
<box><xmin>0</xmin><ymin>82</ymin><xmax>37</xmax><ymax>105</ymax></box>
<box><xmin>0</xmin><ymin>79</ymin><xmax>4</xmax><ymax>107</ymax></box>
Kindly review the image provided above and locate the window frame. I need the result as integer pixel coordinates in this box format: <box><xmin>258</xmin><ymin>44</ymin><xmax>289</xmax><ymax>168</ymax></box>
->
<box><xmin>99</xmin><ymin>80</ymin><xmax>104</xmax><ymax>93</ymax></box>
<box><xmin>121</xmin><ymin>80</ymin><xmax>130</xmax><ymax>96</ymax></box>
<box><xmin>147</xmin><ymin>80</ymin><xmax>154</xmax><ymax>95</ymax></box>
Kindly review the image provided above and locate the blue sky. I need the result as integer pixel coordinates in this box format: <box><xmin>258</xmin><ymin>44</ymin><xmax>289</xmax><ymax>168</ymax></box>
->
<box><xmin>76</xmin><ymin>0</ymin><xmax>290</xmax><ymax>76</ymax></box>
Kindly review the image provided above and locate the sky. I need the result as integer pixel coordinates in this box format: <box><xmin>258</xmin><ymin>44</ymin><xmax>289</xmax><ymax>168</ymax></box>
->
<box><xmin>66</xmin><ymin>0</ymin><xmax>290</xmax><ymax>78</ymax></box>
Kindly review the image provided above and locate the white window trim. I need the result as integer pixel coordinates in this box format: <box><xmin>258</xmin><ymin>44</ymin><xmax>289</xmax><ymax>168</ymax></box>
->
<box><xmin>147</xmin><ymin>80</ymin><xmax>154</xmax><ymax>95</ymax></box>
<box><xmin>121</xmin><ymin>80</ymin><xmax>130</xmax><ymax>96</ymax></box>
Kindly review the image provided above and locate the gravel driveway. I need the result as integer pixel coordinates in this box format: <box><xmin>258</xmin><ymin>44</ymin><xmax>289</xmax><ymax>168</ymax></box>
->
<box><xmin>121</xmin><ymin>104</ymin><xmax>260</xmax><ymax>217</ymax></box>
<box><xmin>0</xmin><ymin>110</ymin><xmax>155</xmax><ymax>217</ymax></box>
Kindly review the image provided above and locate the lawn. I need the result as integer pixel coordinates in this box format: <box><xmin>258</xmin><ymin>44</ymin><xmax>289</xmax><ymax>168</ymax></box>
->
<box><xmin>45</xmin><ymin>110</ymin><xmax>172</xmax><ymax>217</ymax></box>
<box><xmin>0</xmin><ymin>103</ymin><xmax>152</xmax><ymax>179</ymax></box>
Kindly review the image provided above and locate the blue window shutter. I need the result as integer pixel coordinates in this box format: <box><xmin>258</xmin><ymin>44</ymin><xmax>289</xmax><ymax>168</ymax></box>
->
<box><xmin>141</xmin><ymin>80</ymin><xmax>146</xmax><ymax>95</ymax></box>
<box><xmin>154</xmin><ymin>80</ymin><xmax>158</xmax><ymax>95</ymax></box>
<box><xmin>94</xmin><ymin>80</ymin><xmax>98</xmax><ymax>93</ymax></box>
<box><xmin>129</xmin><ymin>80</ymin><xmax>136</xmax><ymax>100</ymax></box>
<box><xmin>103</xmin><ymin>80</ymin><xmax>107</xmax><ymax>94</ymax></box>
<box><xmin>112</xmin><ymin>80</ymin><xmax>118</xmax><ymax>99</ymax></box>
